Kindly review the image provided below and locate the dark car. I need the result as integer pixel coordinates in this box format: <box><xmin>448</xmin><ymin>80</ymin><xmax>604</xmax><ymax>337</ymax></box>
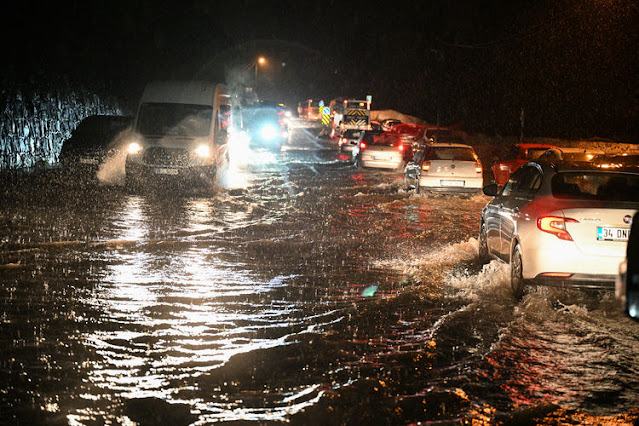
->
<box><xmin>243</xmin><ymin>106</ymin><xmax>289</xmax><ymax>151</ymax></box>
<box><xmin>59</xmin><ymin>114</ymin><xmax>133</xmax><ymax>175</ymax></box>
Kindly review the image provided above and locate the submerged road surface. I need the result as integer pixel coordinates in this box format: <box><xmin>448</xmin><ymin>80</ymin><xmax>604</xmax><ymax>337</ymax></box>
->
<box><xmin>1</xmin><ymin>125</ymin><xmax>638</xmax><ymax>424</ymax></box>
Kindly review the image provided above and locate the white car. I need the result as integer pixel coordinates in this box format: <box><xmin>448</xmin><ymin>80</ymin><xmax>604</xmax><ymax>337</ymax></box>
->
<box><xmin>479</xmin><ymin>160</ymin><xmax>639</xmax><ymax>299</ymax></box>
<box><xmin>403</xmin><ymin>143</ymin><xmax>483</xmax><ymax>194</ymax></box>
<box><xmin>353</xmin><ymin>131</ymin><xmax>405</xmax><ymax>170</ymax></box>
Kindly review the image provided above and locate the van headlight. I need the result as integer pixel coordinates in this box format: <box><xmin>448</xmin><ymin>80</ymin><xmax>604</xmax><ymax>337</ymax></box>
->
<box><xmin>127</xmin><ymin>142</ymin><xmax>143</xmax><ymax>155</ymax></box>
<box><xmin>194</xmin><ymin>144</ymin><xmax>210</xmax><ymax>157</ymax></box>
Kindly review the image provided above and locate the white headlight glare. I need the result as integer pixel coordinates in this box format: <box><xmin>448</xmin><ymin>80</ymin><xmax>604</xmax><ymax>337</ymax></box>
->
<box><xmin>260</xmin><ymin>124</ymin><xmax>277</xmax><ymax>141</ymax></box>
<box><xmin>127</xmin><ymin>142</ymin><xmax>142</xmax><ymax>154</ymax></box>
<box><xmin>195</xmin><ymin>144</ymin><xmax>210</xmax><ymax>157</ymax></box>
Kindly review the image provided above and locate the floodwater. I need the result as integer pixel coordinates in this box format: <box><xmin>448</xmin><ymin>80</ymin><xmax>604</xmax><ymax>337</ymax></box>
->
<box><xmin>1</xmin><ymin>124</ymin><xmax>638</xmax><ymax>425</ymax></box>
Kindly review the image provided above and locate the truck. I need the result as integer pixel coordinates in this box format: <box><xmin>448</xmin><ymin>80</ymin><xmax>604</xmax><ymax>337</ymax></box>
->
<box><xmin>329</xmin><ymin>98</ymin><xmax>371</xmax><ymax>137</ymax></box>
<box><xmin>124</xmin><ymin>80</ymin><xmax>232</xmax><ymax>188</ymax></box>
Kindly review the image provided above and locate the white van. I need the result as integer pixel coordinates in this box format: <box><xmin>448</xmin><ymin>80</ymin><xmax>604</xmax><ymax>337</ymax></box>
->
<box><xmin>125</xmin><ymin>80</ymin><xmax>231</xmax><ymax>188</ymax></box>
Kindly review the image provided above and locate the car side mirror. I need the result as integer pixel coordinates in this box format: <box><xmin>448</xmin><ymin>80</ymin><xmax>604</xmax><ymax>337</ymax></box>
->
<box><xmin>483</xmin><ymin>183</ymin><xmax>499</xmax><ymax>197</ymax></box>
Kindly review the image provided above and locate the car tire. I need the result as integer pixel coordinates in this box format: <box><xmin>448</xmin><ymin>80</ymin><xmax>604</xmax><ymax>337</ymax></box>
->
<box><xmin>478</xmin><ymin>223</ymin><xmax>490</xmax><ymax>263</ymax></box>
<box><xmin>403</xmin><ymin>176</ymin><xmax>412</xmax><ymax>191</ymax></box>
<box><xmin>511</xmin><ymin>244</ymin><xmax>525</xmax><ymax>300</ymax></box>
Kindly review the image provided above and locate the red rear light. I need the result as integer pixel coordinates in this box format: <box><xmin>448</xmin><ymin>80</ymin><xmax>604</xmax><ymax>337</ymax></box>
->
<box><xmin>398</xmin><ymin>144</ymin><xmax>405</xmax><ymax>152</ymax></box>
<box><xmin>540</xmin><ymin>272</ymin><xmax>573</xmax><ymax>278</ymax></box>
<box><xmin>475</xmin><ymin>162</ymin><xmax>483</xmax><ymax>174</ymax></box>
<box><xmin>359</xmin><ymin>141</ymin><xmax>367</xmax><ymax>150</ymax></box>
<box><xmin>421</xmin><ymin>160</ymin><xmax>430</xmax><ymax>172</ymax></box>
<box><xmin>339</xmin><ymin>138</ymin><xmax>347</xmax><ymax>145</ymax></box>
<box><xmin>537</xmin><ymin>216</ymin><xmax>579</xmax><ymax>241</ymax></box>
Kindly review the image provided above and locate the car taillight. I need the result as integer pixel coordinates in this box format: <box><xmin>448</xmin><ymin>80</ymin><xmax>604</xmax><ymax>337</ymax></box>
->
<box><xmin>421</xmin><ymin>160</ymin><xmax>430</xmax><ymax>172</ymax></box>
<box><xmin>398</xmin><ymin>144</ymin><xmax>404</xmax><ymax>152</ymax></box>
<box><xmin>339</xmin><ymin>138</ymin><xmax>347</xmax><ymax>145</ymax></box>
<box><xmin>537</xmin><ymin>216</ymin><xmax>579</xmax><ymax>241</ymax></box>
<box><xmin>475</xmin><ymin>162</ymin><xmax>483</xmax><ymax>173</ymax></box>
<box><xmin>359</xmin><ymin>141</ymin><xmax>367</xmax><ymax>150</ymax></box>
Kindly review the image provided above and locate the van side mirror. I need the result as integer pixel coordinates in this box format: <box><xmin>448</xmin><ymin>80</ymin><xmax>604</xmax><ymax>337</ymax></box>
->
<box><xmin>483</xmin><ymin>183</ymin><xmax>499</xmax><ymax>197</ymax></box>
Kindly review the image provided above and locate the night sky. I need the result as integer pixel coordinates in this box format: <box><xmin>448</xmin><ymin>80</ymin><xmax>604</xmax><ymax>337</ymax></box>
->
<box><xmin>3</xmin><ymin>0</ymin><xmax>638</xmax><ymax>142</ymax></box>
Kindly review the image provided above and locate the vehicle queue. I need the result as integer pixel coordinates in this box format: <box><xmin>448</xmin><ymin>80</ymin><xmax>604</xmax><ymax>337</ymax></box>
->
<box><xmin>57</xmin><ymin>87</ymin><xmax>639</xmax><ymax>321</ymax></box>
<box><xmin>320</xmin><ymin>100</ymin><xmax>639</xmax><ymax>321</ymax></box>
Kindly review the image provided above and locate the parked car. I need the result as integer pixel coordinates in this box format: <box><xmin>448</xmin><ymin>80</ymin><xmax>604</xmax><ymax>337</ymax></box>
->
<box><xmin>353</xmin><ymin>130</ymin><xmax>405</xmax><ymax>170</ymax></box>
<box><xmin>537</xmin><ymin>147</ymin><xmax>605</xmax><ymax>165</ymax></box>
<box><xmin>616</xmin><ymin>211</ymin><xmax>638</xmax><ymax>320</ymax></box>
<box><xmin>59</xmin><ymin>114</ymin><xmax>133</xmax><ymax>176</ymax></box>
<box><xmin>479</xmin><ymin>160</ymin><xmax>639</xmax><ymax>299</ymax></box>
<box><xmin>491</xmin><ymin>142</ymin><xmax>557</xmax><ymax>187</ymax></box>
<box><xmin>403</xmin><ymin>143</ymin><xmax>483</xmax><ymax>194</ymax></box>
<box><xmin>338</xmin><ymin>129</ymin><xmax>367</xmax><ymax>153</ymax></box>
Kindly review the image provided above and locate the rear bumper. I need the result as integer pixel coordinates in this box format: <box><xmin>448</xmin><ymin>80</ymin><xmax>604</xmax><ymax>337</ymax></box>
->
<box><xmin>531</xmin><ymin>273</ymin><xmax>616</xmax><ymax>290</ymax></box>
<box><xmin>419</xmin><ymin>175</ymin><xmax>483</xmax><ymax>192</ymax></box>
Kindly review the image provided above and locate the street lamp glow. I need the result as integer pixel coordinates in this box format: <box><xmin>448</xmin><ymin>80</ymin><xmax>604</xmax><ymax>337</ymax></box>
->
<box><xmin>255</xmin><ymin>56</ymin><xmax>267</xmax><ymax>88</ymax></box>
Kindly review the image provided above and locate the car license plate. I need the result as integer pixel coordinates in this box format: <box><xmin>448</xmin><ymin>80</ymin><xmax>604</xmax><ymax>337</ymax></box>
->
<box><xmin>441</xmin><ymin>180</ymin><xmax>464</xmax><ymax>187</ymax></box>
<box><xmin>154</xmin><ymin>168</ymin><xmax>179</xmax><ymax>175</ymax></box>
<box><xmin>597</xmin><ymin>226</ymin><xmax>629</xmax><ymax>241</ymax></box>
<box><xmin>373</xmin><ymin>156</ymin><xmax>389</xmax><ymax>161</ymax></box>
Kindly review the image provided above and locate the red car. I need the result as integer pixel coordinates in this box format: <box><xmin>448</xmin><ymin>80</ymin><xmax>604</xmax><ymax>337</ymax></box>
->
<box><xmin>491</xmin><ymin>142</ymin><xmax>557</xmax><ymax>187</ymax></box>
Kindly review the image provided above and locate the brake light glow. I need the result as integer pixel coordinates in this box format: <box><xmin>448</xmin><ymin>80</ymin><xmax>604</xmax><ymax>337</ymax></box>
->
<box><xmin>421</xmin><ymin>160</ymin><xmax>430</xmax><ymax>172</ymax></box>
<box><xmin>339</xmin><ymin>138</ymin><xmax>347</xmax><ymax>145</ymax></box>
<box><xmin>475</xmin><ymin>162</ymin><xmax>483</xmax><ymax>173</ymax></box>
<box><xmin>398</xmin><ymin>144</ymin><xmax>404</xmax><ymax>152</ymax></box>
<box><xmin>537</xmin><ymin>216</ymin><xmax>579</xmax><ymax>241</ymax></box>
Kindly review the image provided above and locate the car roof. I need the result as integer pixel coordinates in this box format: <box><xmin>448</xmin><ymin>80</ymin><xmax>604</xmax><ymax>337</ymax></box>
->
<box><xmin>516</xmin><ymin>142</ymin><xmax>557</xmax><ymax>148</ymax></box>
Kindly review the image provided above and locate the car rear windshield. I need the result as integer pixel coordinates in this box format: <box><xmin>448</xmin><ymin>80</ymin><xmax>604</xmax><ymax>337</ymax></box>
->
<box><xmin>137</xmin><ymin>103</ymin><xmax>212</xmax><ymax>137</ymax></box>
<box><xmin>344</xmin><ymin>130</ymin><xmax>364</xmax><ymax>138</ymax></box>
<box><xmin>424</xmin><ymin>147</ymin><xmax>477</xmax><ymax>161</ymax></box>
<box><xmin>552</xmin><ymin>171</ymin><xmax>639</xmax><ymax>201</ymax></box>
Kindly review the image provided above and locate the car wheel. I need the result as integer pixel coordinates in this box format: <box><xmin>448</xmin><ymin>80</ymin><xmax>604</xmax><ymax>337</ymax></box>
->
<box><xmin>403</xmin><ymin>176</ymin><xmax>413</xmax><ymax>191</ymax></box>
<box><xmin>511</xmin><ymin>244</ymin><xmax>525</xmax><ymax>300</ymax></box>
<box><xmin>478</xmin><ymin>223</ymin><xmax>490</xmax><ymax>263</ymax></box>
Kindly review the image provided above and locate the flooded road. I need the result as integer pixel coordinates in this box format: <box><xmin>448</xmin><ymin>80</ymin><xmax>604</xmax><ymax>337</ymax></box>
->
<box><xmin>1</xmin><ymin>126</ymin><xmax>638</xmax><ymax>425</ymax></box>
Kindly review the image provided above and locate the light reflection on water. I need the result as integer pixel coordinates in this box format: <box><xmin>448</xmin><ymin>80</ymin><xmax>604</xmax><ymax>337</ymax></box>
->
<box><xmin>1</xmin><ymin>145</ymin><xmax>638</xmax><ymax>424</ymax></box>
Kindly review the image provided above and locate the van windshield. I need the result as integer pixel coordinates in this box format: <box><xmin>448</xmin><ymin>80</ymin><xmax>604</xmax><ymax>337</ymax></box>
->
<box><xmin>137</xmin><ymin>103</ymin><xmax>212</xmax><ymax>137</ymax></box>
